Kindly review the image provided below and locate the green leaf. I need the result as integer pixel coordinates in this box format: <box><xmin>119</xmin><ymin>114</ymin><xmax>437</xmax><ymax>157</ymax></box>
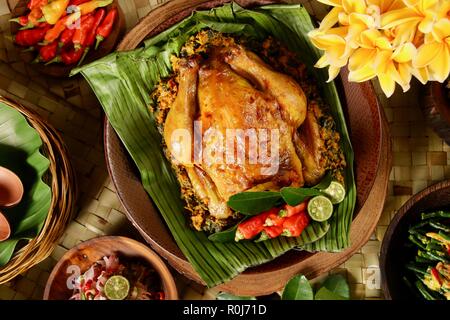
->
<box><xmin>216</xmin><ymin>292</ymin><xmax>256</xmax><ymax>300</ymax></box>
<box><xmin>281</xmin><ymin>275</ymin><xmax>313</xmax><ymax>300</ymax></box>
<box><xmin>314</xmin><ymin>287</ymin><xmax>347</xmax><ymax>300</ymax></box>
<box><xmin>280</xmin><ymin>187</ymin><xmax>322</xmax><ymax>206</ymax></box>
<box><xmin>312</xmin><ymin>172</ymin><xmax>333</xmax><ymax>190</ymax></box>
<box><xmin>321</xmin><ymin>274</ymin><xmax>350</xmax><ymax>299</ymax></box>
<box><xmin>208</xmin><ymin>224</ymin><xmax>238</xmax><ymax>242</ymax></box>
<box><xmin>0</xmin><ymin>102</ymin><xmax>51</xmax><ymax>267</ymax></box>
<box><xmin>73</xmin><ymin>3</ymin><xmax>356</xmax><ymax>287</ymax></box>
<box><xmin>227</xmin><ymin>192</ymin><xmax>282</xmax><ymax>215</ymax></box>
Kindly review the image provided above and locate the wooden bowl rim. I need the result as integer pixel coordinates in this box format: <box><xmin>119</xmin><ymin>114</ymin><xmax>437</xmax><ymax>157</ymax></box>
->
<box><xmin>43</xmin><ymin>236</ymin><xmax>179</xmax><ymax>300</ymax></box>
<box><xmin>380</xmin><ymin>179</ymin><xmax>450</xmax><ymax>300</ymax></box>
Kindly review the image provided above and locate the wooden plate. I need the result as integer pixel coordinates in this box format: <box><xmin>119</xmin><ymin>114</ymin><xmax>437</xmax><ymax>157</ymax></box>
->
<box><xmin>43</xmin><ymin>236</ymin><xmax>179</xmax><ymax>300</ymax></box>
<box><xmin>380</xmin><ymin>180</ymin><xmax>450</xmax><ymax>300</ymax></box>
<box><xmin>104</xmin><ymin>0</ymin><xmax>391</xmax><ymax>295</ymax></box>
<box><xmin>9</xmin><ymin>0</ymin><xmax>126</xmax><ymax>78</ymax></box>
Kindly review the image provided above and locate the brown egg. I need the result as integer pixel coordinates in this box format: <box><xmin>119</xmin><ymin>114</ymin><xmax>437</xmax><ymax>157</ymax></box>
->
<box><xmin>0</xmin><ymin>210</ymin><xmax>11</xmax><ymax>242</ymax></box>
<box><xmin>0</xmin><ymin>166</ymin><xmax>24</xmax><ymax>208</ymax></box>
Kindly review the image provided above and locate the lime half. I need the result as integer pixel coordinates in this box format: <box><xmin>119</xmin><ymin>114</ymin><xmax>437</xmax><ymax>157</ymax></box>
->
<box><xmin>104</xmin><ymin>275</ymin><xmax>130</xmax><ymax>300</ymax></box>
<box><xmin>307</xmin><ymin>195</ymin><xmax>334</xmax><ymax>222</ymax></box>
<box><xmin>322</xmin><ymin>181</ymin><xmax>346</xmax><ymax>204</ymax></box>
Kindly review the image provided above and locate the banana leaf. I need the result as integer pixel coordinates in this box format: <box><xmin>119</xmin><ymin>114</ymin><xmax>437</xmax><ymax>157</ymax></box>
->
<box><xmin>0</xmin><ymin>102</ymin><xmax>51</xmax><ymax>266</ymax></box>
<box><xmin>74</xmin><ymin>3</ymin><xmax>355</xmax><ymax>287</ymax></box>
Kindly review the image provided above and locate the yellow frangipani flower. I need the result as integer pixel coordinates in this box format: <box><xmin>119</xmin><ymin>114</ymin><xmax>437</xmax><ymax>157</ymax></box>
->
<box><xmin>414</xmin><ymin>18</ymin><xmax>450</xmax><ymax>82</ymax></box>
<box><xmin>309</xmin><ymin>0</ymin><xmax>450</xmax><ymax>97</ymax></box>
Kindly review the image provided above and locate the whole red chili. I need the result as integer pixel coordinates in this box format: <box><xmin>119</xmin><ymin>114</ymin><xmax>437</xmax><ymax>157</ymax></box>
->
<box><xmin>236</xmin><ymin>211</ymin><xmax>272</xmax><ymax>241</ymax></box>
<box><xmin>264</xmin><ymin>226</ymin><xmax>284</xmax><ymax>239</ymax></box>
<box><xmin>69</xmin><ymin>0</ymin><xmax>91</xmax><ymax>5</ymax></box>
<box><xmin>282</xmin><ymin>211</ymin><xmax>310</xmax><ymax>237</ymax></box>
<box><xmin>59</xmin><ymin>27</ymin><xmax>76</xmax><ymax>48</ymax></box>
<box><xmin>73</xmin><ymin>14</ymin><xmax>95</xmax><ymax>51</ymax></box>
<box><xmin>94</xmin><ymin>7</ymin><xmax>117</xmax><ymax>50</ymax></box>
<box><xmin>14</xmin><ymin>25</ymin><xmax>51</xmax><ymax>46</ymax></box>
<box><xmin>10</xmin><ymin>15</ymin><xmax>29</xmax><ymax>26</ymax></box>
<box><xmin>78</xmin><ymin>8</ymin><xmax>106</xmax><ymax>65</ymax></box>
<box><xmin>61</xmin><ymin>45</ymin><xmax>84</xmax><ymax>64</ymax></box>
<box><xmin>34</xmin><ymin>40</ymin><xmax>58</xmax><ymax>63</ymax></box>
<box><xmin>27</xmin><ymin>0</ymin><xmax>48</xmax><ymax>10</ymax></box>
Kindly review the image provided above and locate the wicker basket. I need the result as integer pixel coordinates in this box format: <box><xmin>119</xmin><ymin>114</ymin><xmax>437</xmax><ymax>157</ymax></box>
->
<box><xmin>0</xmin><ymin>96</ymin><xmax>77</xmax><ymax>284</ymax></box>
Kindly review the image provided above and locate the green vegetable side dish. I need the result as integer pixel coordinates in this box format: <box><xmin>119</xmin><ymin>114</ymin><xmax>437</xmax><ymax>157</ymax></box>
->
<box><xmin>0</xmin><ymin>102</ymin><xmax>51</xmax><ymax>267</ymax></box>
<box><xmin>73</xmin><ymin>3</ymin><xmax>356</xmax><ymax>287</ymax></box>
<box><xmin>404</xmin><ymin>210</ymin><xmax>450</xmax><ymax>300</ymax></box>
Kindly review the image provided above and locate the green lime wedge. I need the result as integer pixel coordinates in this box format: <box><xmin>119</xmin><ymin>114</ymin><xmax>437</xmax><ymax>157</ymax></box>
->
<box><xmin>307</xmin><ymin>195</ymin><xmax>334</xmax><ymax>222</ymax></box>
<box><xmin>322</xmin><ymin>181</ymin><xmax>346</xmax><ymax>204</ymax></box>
<box><xmin>104</xmin><ymin>275</ymin><xmax>130</xmax><ymax>300</ymax></box>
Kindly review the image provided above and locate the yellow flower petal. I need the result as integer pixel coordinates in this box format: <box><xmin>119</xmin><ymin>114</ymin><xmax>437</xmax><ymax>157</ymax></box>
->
<box><xmin>392</xmin><ymin>42</ymin><xmax>417</xmax><ymax>63</ymax></box>
<box><xmin>411</xmin><ymin>66</ymin><xmax>430</xmax><ymax>84</ymax></box>
<box><xmin>348</xmin><ymin>47</ymin><xmax>376</xmax><ymax>70</ymax></box>
<box><xmin>391</xmin><ymin>20</ymin><xmax>418</xmax><ymax>47</ymax></box>
<box><xmin>348</xmin><ymin>64</ymin><xmax>377</xmax><ymax>81</ymax></box>
<box><xmin>309</xmin><ymin>33</ymin><xmax>346</xmax><ymax>50</ymax></box>
<box><xmin>317</xmin><ymin>0</ymin><xmax>342</xmax><ymax>7</ymax></box>
<box><xmin>373</xmin><ymin>50</ymin><xmax>392</xmax><ymax>73</ymax></box>
<box><xmin>418</xmin><ymin>14</ymin><xmax>435</xmax><ymax>33</ymax></box>
<box><xmin>380</xmin><ymin>8</ymin><xmax>420</xmax><ymax>29</ymax></box>
<box><xmin>431</xmin><ymin>18</ymin><xmax>450</xmax><ymax>42</ymax></box>
<box><xmin>338</xmin><ymin>11</ymin><xmax>350</xmax><ymax>25</ymax></box>
<box><xmin>378</xmin><ymin>72</ymin><xmax>397</xmax><ymax>97</ymax></box>
<box><xmin>375</xmin><ymin>36</ymin><xmax>392</xmax><ymax>50</ymax></box>
<box><xmin>348</xmin><ymin>12</ymin><xmax>376</xmax><ymax>28</ymax></box>
<box><xmin>358</xmin><ymin>29</ymin><xmax>383</xmax><ymax>48</ymax></box>
<box><xmin>427</xmin><ymin>44</ymin><xmax>450</xmax><ymax>82</ymax></box>
<box><xmin>319</xmin><ymin>7</ymin><xmax>342</xmax><ymax>31</ymax></box>
<box><xmin>315</xmin><ymin>55</ymin><xmax>330</xmax><ymax>68</ymax></box>
<box><xmin>342</xmin><ymin>0</ymin><xmax>367</xmax><ymax>14</ymax></box>
<box><xmin>327</xmin><ymin>66</ymin><xmax>341</xmax><ymax>82</ymax></box>
<box><xmin>396</xmin><ymin>63</ymin><xmax>412</xmax><ymax>91</ymax></box>
<box><xmin>414</xmin><ymin>41</ymin><xmax>443</xmax><ymax>67</ymax></box>
<box><xmin>326</xmin><ymin>26</ymin><xmax>350</xmax><ymax>37</ymax></box>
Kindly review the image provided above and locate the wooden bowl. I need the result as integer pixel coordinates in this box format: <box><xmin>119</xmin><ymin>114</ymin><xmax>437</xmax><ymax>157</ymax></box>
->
<box><xmin>104</xmin><ymin>0</ymin><xmax>391</xmax><ymax>295</ymax></box>
<box><xmin>380</xmin><ymin>180</ymin><xmax>450</xmax><ymax>300</ymax></box>
<box><xmin>9</xmin><ymin>0</ymin><xmax>126</xmax><ymax>78</ymax></box>
<box><xmin>43</xmin><ymin>236</ymin><xmax>178</xmax><ymax>300</ymax></box>
<box><xmin>420</xmin><ymin>81</ymin><xmax>450</xmax><ymax>145</ymax></box>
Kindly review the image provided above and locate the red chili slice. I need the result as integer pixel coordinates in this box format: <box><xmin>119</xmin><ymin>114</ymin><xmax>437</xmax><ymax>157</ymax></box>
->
<box><xmin>282</xmin><ymin>211</ymin><xmax>310</xmax><ymax>237</ymax></box>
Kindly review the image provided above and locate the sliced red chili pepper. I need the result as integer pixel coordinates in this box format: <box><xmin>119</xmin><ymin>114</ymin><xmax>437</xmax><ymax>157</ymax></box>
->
<box><xmin>282</xmin><ymin>211</ymin><xmax>310</xmax><ymax>237</ymax></box>
<box><xmin>69</xmin><ymin>0</ymin><xmax>91</xmax><ymax>5</ymax></box>
<box><xmin>94</xmin><ymin>7</ymin><xmax>117</xmax><ymax>50</ymax></box>
<box><xmin>14</xmin><ymin>25</ymin><xmax>51</xmax><ymax>46</ymax></box>
<box><xmin>264</xmin><ymin>209</ymin><xmax>284</xmax><ymax>227</ymax></box>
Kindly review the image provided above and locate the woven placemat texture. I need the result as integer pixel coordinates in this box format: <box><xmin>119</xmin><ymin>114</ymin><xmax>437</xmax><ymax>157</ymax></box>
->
<box><xmin>0</xmin><ymin>0</ymin><xmax>448</xmax><ymax>300</ymax></box>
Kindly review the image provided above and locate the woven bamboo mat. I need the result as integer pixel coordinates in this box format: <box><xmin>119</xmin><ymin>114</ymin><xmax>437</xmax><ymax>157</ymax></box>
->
<box><xmin>0</xmin><ymin>0</ymin><xmax>449</xmax><ymax>300</ymax></box>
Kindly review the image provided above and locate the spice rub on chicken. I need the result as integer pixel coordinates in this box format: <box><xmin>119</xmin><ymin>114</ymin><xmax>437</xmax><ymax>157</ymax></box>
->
<box><xmin>152</xmin><ymin>31</ymin><xmax>346</xmax><ymax>232</ymax></box>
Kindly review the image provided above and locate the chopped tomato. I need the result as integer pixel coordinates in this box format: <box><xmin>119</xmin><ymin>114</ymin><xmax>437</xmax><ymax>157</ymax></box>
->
<box><xmin>282</xmin><ymin>211</ymin><xmax>310</xmax><ymax>237</ymax></box>
<box><xmin>285</xmin><ymin>201</ymin><xmax>308</xmax><ymax>217</ymax></box>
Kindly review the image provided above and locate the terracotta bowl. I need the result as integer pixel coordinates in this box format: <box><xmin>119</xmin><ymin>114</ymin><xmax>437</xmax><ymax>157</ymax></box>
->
<box><xmin>0</xmin><ymin>211</ymin><xmax>11</xmax><ymax>242</ymax></box>
<box><xmin>9</xmin><ymin>0</ymin><xmax>126</xmax><ymax>78</ymax></box>
<box><xmin>0</xmin><ymin>166</ymin><xmax>24</xmax><ymax>208</ymax></box>
<box><xmin>420</xmin><ymin>81</ymin><xmax>450</xmax><ymax>145</ymax></box>
<box><xmin>380</xmin><ymin>180</ymin><xmax>450</xmax><ymax>300</ymax></box>
<box><xmin>104</xmin><ymin>0</ymin><xmax>391</xmax><ymax>295</ymax></box>
<box><xmin>43</xmin><ymin>236</ymin><xmax>178</xmax><ymax>300</ymax></box>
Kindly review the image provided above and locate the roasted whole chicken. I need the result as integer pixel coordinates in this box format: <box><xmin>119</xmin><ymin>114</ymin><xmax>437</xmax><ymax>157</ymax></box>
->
<box><xmin>162</xmin><ymin>44</ymin><xmax>326</xmax><ymax>223</ymax></box>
